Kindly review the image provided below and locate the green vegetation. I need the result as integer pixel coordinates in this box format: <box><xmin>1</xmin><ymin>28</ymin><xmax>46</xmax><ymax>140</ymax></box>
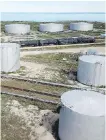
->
<box><xmin>37</xmin><ymin>32</ymin><xmax>81</xmax><ymax>39</ymax></box>
<box><xmin>1</xmin><ymin>94</ymin><xmax>58</xmax><ymax>111</ymax></box>
<box><xmin>1</xmin><ymin>94</ymin><xmax>59</xmax><ymax>140</ymax></box>
<box><xmin>2</xmin><ymin>87</ymin><xmax>59</xmax><ymax>102</ymax></box>
<box><xmin>21</xmin><ymin>53</ymin><xmax>78</xmax><ymax>69</ymax></box>
<box><xmin>1</xmin><ymin>79</ymin><xmax>70</xmax><ymax>94</ymax></box>
<box><xmin>1</xmin><ymin>94</ymin><xmax>30</xmax><ymax>140</ymax></box>
<box><xmin>22</xmin><ymin>53</ymin><xmax>78</xmax><ymax>63</ymax></box>
<box><xmin>1</xmin><ymin>21</ymin><xmax>105</xmax><ymax>39</ymax></box>
<box><xmin>97</xmin><ymin>85</ymin><xmax>106</xmax><ymax>88</ymax></box>
<box><xmin>21</xmin><ymin>53</ymin><xmax>78</xmax><ymax>83</ymax></box>
<box><xmin>1</xmin><ymin>96</ymin><xmax>31</xmax><ymax>140</ymax></box>
<box><xmin>1</xmin><ymin>21</ymin><xmax>105</xmax><ymax>31</ymax></box>
<box><xmin>1</xmin><ymin>66</ymin><xmax>26</xmax><ymax>76</ymax></box>
<box><xmin>1</xmin><ymin>21</ymin><xmax>39</xmax><ymax>32</ymax></box>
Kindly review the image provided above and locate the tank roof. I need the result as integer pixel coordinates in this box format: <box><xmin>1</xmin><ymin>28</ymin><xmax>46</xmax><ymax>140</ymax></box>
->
<box><xmin>61</xmin><ymin>90</ymin><xmax>105</xmax><ymax>116</ymax></box>
<box><xmin>79</xmin><ymin>55</ymin><xmax>106</xmax><ymax>63</ymax></box>
<box><xmin>5</xmin><ymin>24</ymin><xmax>29</xmax><ymax>26</ymax></box>
<box><xmin>40</xmin><ymin>23</ymin><xmax>63</xmax><ymax>25</ymax></box>
<box><xmin>101</xmin><ymin>34</ymin><xmax>106</xmax><ymax>36</ymax></box>
<box><xmin>71</xmin><ymin>22</ymin><xmax>92</xmax><ymax>25</ymax></box>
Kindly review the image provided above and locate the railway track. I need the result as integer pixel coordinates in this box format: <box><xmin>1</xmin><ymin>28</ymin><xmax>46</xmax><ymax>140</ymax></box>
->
<box><xmin>1</xmin><ymin>91</ymin><xmax>59</xmax><ymax>105</ymax></box>
<box><xmin>1</xmin><ymin>85</ymin><xmax>60</xmax><ymax>106</ymax></box>
<box><xmin>1</xmin><ymin>75</ymin><xmax>71</xmax><ymax>106</ymax></box>
<box><xmin>2</xmin><ymin>85</ymin><xmax>60</xmax><ymax>98</ymax></box>
<box><xmin>1</xmin><ymin>74</ymin><xmax>105</xmax><ymax>91</ymax></box>
<box><xmin>1</xmin><ymin>74</ymin><xmax>79</xmax><ymax>89</ymax></box>
<box><xmin>1</xmin><ymin>74</ymin><xmax>105</xmax><ymax>108</ymax></box>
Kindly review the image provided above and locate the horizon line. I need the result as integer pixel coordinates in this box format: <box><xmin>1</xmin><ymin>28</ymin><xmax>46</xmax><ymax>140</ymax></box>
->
<box><xmin>2</xmin><ymin>12</ymin><xmax>105</xmax><ymax>14</ymax></box>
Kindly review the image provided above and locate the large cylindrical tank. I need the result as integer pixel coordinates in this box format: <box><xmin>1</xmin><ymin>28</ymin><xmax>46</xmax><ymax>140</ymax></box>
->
<box><xmin>59</xmin><ymin>90</ymin><xmax>105</xmax><ymax>140</ymax></box>
<box><xmin>77</xmin><ymin>55</ymin><xmax>106</xmax><ymax>86</ymax></box>
<box><xmin>39</xmin><ymin>23</ymin><xmax>64</xmax><ymax>32</ymax></box>
<box><xmin>5</xmin><ymin>24</ymin><xmax>30</xmax><ymax>35</ymax></box>
<box><xmin>0</xmin><ymin>43</ymin><xmax>20</xmax><ymax>72</ymax></box>
<box><xmin>100</xmin><ymin>34</ymin><xmax>106</xmax><ymax>38</ymax></box>
<box><xmin>70</xmin><ymin>22</ymin><xmax>93</xmax><ymax>31</ymax></box>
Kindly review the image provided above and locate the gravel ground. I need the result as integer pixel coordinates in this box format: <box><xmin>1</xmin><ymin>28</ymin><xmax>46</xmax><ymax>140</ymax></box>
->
<box><xmin>1</xmin><ymin>96</ymin><xmax>59</xmax><ymax>140</ymax></box>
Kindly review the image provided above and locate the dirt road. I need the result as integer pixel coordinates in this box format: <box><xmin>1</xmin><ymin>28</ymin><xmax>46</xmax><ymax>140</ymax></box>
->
<box><xmin>21</xmin><ymin>46</ymin><xmax>105</xmax><ymax>57</ymax></box>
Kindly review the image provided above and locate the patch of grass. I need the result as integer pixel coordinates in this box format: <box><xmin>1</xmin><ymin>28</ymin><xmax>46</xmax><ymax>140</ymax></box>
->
<box><xmin>1</xmin><ymin>94</ymin><xmax>31</xmax><ymax>140</ymax></box>
<box><xmin>1</xmin><ymin>87</ymin><xmax>59</xmax><ymax>102</ymax></box>
<box><xmin>1</xmin><ymin>79</ymin><xmax>70</xmax><ymax>94</ymax></box>
<box><xmin>37</xmin><ymin>31</ymin><xmax>82</xmax><ymax>39</ymax></box>
<box><xmin>1</xmin><ymin>93</ymin><xmax>60</xmax><ymax>140</ymax></box>
<box><xmin>1</xmin><ymin>66</ymin><xmax>26</xmax><ymax>74</ymax></box>
<box><xmin>1</xmin><ymin>21</ymin><xmax>105</xmax><ymax>39</ymax></box>
<box><xmin>97</xmin><ymin>85</ymin><xmax>105</xmax><ymax>88</ymax></box>
<box><xmin>37</xmin><ymin>30</ymin><xmax>105</xmax><ymax>39</ymax></box>
<box><xmin>22</xmin><ymin>53</ymin><xmax>79</xmax><ymax>63</ymax></box>
<box><xmin>1</xmin><ymin>94</ymin><xmax>58</xmax><ymax>110</ymax></box>
<box><xmin>21</xmin><ymin>53</ymin><xmax>78</xmax><ymax>75</ymax></box>
<box><xmin>21</xmin><ymin>53</ymin><xmax>78</xmax><ymax>83</ymax></box>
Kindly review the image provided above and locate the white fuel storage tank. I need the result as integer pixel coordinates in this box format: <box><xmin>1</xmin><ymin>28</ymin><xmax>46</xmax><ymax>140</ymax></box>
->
<box><xmin>59</xmin><ymin>90</ymin><xmax>105</xmax><ymax>140</ymax></box>
<box><xmin>70</xmin><ymin>22</ymin><xmax>93</xmax><ymax>31</ymax></box>
<box><xmin>77</xmin><ymin>55</ymin><xmax>106</xmax><ymax>86</ymax></box>
<box><xmin>100</xmin><ymin>34</ymin><xmax>106</xmax><ymax>38</ymax></box>
<box><xmin>0</xmin><ymin>43</ymin><xmax>20</xmax><ymax>72</ymax></box>
<box><xmin>39</xmin><ymin>23</ymin><xmax>64</xmax><ymax>32</ymax></box>
<box><xmin>5</xmin><ymin>24</ymin><xmax>30</xmax><ymax>35</ymax></box>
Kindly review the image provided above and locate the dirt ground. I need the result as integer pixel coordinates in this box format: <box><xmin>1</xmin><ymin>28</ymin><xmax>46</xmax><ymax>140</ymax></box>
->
<box><xmin>21</xmin><ymin>61</ymin><xmax>59</xmax><ymax>81</ymax></box>
<box><xmin>1</xmin><ymin>95</ymin><xmax>59</xmax><ymax>140</ymax></box>
<box><xmin>9</xmin><ymin>61</ymin><xmax>60</xmax><ymax>82</ymax></box>
<box><xmin>8</xmin><ymin>46</ymin><xmax>105</xmax><ymax>82</ymax></box>
<box><xmin>1</xmin><ymin>45</ymin><xmax>105</xmax><ymax>140</ymax></box>
<box><xmin>20</xmin><ymin>46</ymin><xmax>105</xmax><ymax>57</ymax></box>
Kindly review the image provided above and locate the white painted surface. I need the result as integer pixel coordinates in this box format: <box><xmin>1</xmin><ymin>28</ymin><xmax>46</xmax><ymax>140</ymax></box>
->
<box><xmin>39</xmin><ymin>23</ymin><xmax>64</xmax><ymax>32</ymax></box>
<box><xmin>70</xmin><ymin>22</ymin><xmax>93</xmax><ymax>31</ymax></box>
<box><xmin>77</xmin><ymin>55</ymin><xmax>106</xmax><ymax>86</ymax></box>
<box><xmin>101</xmin><ymin>34</ymin><xmax>106</xmax><ymax>38</ymax></box>
<box><xmin>5</xmin><ymin>24</ymin><xmax>30</xmax><ymax>35</ymax></box>
<box><xmin>0</xmin><ymin>43</ymin><xmax>20</xmax><ymax>72</ymax></box>
<box><xmin>86</xmin><ymin>49</ymin><xmax>98</xmax><ymax>55</ymax></box>
<box><xmin>59</xmin><ymin>90</ymin><xmax>105</xmax><ymax>140</ymax></box>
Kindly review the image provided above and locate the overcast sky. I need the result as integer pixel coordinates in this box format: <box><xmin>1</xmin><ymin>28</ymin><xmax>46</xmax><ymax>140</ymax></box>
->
<box><xmin>0</xmin><ymin>1</ymin><xmax>105</xmax><ymax>13</ymax></box>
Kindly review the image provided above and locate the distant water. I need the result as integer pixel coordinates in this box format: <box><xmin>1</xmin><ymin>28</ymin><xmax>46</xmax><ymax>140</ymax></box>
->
<box><xmin>1</xmin><ymin>12</ymin><xmax>105</xmax><ymax>22</ymax></box>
